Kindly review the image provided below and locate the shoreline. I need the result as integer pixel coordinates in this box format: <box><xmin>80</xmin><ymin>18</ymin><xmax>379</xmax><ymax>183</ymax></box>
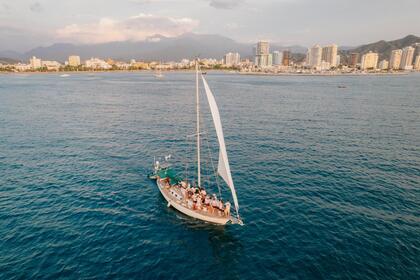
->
<box><xmin>237</xmin><ymin>71</ymin><xmax>412</xmax><ymax>77</ymax></box>
<box><xmin>0</xmin><ymin>69</ymin><xmax>416</xmax><ymax>77</ymax></box>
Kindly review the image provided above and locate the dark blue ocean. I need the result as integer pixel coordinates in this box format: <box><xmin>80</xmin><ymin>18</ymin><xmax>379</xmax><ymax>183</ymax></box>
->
<box><xmin>0</xmin><ymin>72</ymin><xmax>419</xmax><ymax>279</ymax></box>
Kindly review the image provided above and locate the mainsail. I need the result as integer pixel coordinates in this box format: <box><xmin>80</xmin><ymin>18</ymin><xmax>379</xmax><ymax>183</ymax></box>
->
<box><xmin>201</xmin><ymin>75</ymin><xmax>239</xmax><ymax>216</ymax></box>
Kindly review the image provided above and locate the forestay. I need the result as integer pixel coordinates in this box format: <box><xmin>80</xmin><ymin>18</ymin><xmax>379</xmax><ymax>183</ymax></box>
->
<box><xmin>201</xmin><ymin>75</ymin><xmax>239</xmax><ymax>216</ymax></box>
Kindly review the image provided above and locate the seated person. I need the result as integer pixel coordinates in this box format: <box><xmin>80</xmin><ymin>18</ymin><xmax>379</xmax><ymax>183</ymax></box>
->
<box><xmin>196</xmin><ymin>199</ymin><xmax>202</xmax><ymax>210</ymax></box>
<box><xmin>211</xmin><ymin>197</ymin><xmax>219</xmax><ymax>208</ymax></box>
<box><xmin>200</xmin><ymin>189</ymin><xmax>207</xmax><ymax>197</ymax></box>
<box><xmin>187</xmin><ymin>199</ymin><xmax>193</xmax><ymax>209</ymax></box>
<box><xmin>218</xmin><ymin>199</ymin><xmax>224</xmax><ymax>211</ymax></box>
<box><xmin>204</xmin><ymin>196</ymin><xmax>210</xmax><ymax>205</ymax></box>
<box><xmin>180</xmin><ymin>187</ymin><xmax>186</xmax><ymax>198</ymax></box>
<box><xmin>224</xmin><ymin>201</ymin><xmax>231</xmax><ymax>217</ymax></box>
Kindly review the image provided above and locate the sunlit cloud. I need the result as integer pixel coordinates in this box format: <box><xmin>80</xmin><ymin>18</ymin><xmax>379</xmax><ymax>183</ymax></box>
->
<box><xmin>55</xmin><ymin>14</ymin><xmax>199</xmax><ymax>44</ymax></box>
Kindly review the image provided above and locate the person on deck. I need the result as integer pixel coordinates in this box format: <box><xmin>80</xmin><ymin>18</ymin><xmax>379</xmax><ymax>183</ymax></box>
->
<box><xmin>211</xmin><ymin>196</ymin><xmax>219</xmax><ymax>214</ymax></box>
<box><xmin>200</xmin><ymin>189</ymin><xmax>206</xmax><ymax>197</ymax></box>
<box><xmin>180</xmin><ymin>187</ymin><xmax>186</xmax><ymax>199</ymax></box>
<box><xmin>187</xmin><ymin>199</ymin><xmax>193</xmax><ymax>209</ymax></box>
<box><xmin>224</xmin><ymin>201</ymin><xmax>231</xmax><ymax>217</ymax></box>
<box><xmin>211</xmin><ymin>195</ymin><xmax>218</xmax><ymax>208</ymax></box>
<box><xmin>218</xmin><ymin>199</ymin><xmax>224</xmax><ymax>211</ymax></box>
<box><xmin>196</xmin><ymin>198</ymin><xmax>202</xmax><ymax>210</ymax></box>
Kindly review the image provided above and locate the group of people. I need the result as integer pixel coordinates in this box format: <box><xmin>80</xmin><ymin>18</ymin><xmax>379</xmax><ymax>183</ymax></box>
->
<box><xmin>177</xmin><ymin>181</ymin><xmax>231</xmax><ymax>217</ymax></box>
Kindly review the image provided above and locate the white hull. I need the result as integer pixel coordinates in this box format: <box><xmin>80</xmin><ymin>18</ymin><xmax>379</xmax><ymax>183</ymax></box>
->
<box><xmin>156</xmin><ymin>179</ymin><xmax>231</xmax><ymax>225</ymax></box>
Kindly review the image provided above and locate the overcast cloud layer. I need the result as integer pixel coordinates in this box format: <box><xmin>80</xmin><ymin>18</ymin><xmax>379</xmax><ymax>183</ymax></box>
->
<box><xmin>0</xmin><ymin>0</ymin><xmax>419</xmax><ymax>51</ymax></box>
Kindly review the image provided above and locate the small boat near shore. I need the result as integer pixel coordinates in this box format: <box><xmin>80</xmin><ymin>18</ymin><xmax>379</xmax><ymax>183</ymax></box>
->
<box><xmin>149</xmin><ymin>60</ymin><xmax>243</xmax><ymax>225</ymax></box>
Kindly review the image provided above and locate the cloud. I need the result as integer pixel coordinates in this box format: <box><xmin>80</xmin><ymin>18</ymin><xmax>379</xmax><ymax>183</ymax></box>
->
<box><xmin>226</xmin><ymin>22</ymin><xmax>241</xmax><ymax>30</ymax></box>
<box><xmin>208</xmin><ymin>0</ymin><xmax>244</xmax><ymax>9</ymax></box>
<box><xmin>0</xmin><ymin>25</ymin><xmax>54</xmax><ymax>52</ymax></box>
<box><xmin>2</xmin><ymin>3</ymin><xmax>10</xmax><ymax>10</ymax></box>
<box><xmin>30</xmin><ymin>2</ymin><xmax>43</xmax><ymax>13</ymax></box>
<box><xmin>129</xmin><ymin>0</ymin><xmax>162</xmax><ymax>4</ymax></box>
<box><xmin>55</xmin><ymin>14</ymin><xmax>199</xmax><ymax>44</ymax></box>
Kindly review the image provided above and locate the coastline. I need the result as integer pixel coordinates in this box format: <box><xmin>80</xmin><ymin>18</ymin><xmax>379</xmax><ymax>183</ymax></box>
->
<box><xmin>237</xmin><ymin>71</ymin><xmax>411</xmax><ymax>77</ymax></box>
<box><xmin>0</xmin><ymin>69</ymin><xmax>416</xmax><ymax>76</ymax></box>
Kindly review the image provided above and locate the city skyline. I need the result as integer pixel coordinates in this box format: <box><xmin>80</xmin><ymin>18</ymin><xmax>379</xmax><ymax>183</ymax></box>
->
<box><xmin>3</xmin><ymin>39</ymin><xmax>420</xmax><ymax>73</ymax></box>
<box><xmin>1</xmin><ymin>0</ymin><xmax>420</xmax><ymax>52</ymax></box>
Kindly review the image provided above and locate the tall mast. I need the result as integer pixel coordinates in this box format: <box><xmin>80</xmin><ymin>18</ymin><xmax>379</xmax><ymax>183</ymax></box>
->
<box><xmin>196</xmin><ymin>59</ymin><xmax>201</xmax><ymax>187</ymax></box>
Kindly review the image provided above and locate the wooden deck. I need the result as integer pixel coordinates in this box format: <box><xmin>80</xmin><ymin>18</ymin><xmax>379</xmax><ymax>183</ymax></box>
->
<box><xmin>156</xmin><ymin>178</ymin><xmax>231</xmax><ymax>225</ymax></box>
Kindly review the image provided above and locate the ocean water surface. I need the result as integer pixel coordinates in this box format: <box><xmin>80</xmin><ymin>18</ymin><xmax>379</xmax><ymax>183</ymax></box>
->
<box><xmin>0</xmin><ymin>72</ymin><xmax>419</xmax><ymax>279</ymax></box>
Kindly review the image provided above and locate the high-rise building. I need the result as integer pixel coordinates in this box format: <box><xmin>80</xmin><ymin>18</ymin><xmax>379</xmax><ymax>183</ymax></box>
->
<box><xmin>307</xmin><ymin>45</ymin><xmax>322</xmax><ymax>68</ymax></box>
<box><xmin>414</xmin><ymin>55</ymin><xmax>420</xmax><ymax>70</ymax></box>
<box><xmin>282</xmin><ymin>50</ymin><xmax>290</xmax><ymax>66</ymax></box>
<box><xmin>255</xmin><ymin>41</ymin><xmax>271</xmax><ymax>67</ymax></box>
<box><xmin>360</xmin><ymin>51</ymin><xmax>378</xmax><ymax>70</ymax></box>
<box><xmin>268</xmin><ymin>53</ymin><xmax>273</xmax><ymax>66</ymax></box>
<box><xmin>349</xmin><ymin>53</ymin><xmax>359</xmax><ymax>67</ymax></box>
<box><xmin>223</xmin><ymin>52</ymin><xmax>240</xmax><ymax>66</ymax></box>
<box><xmin>68</xmin><ymin>55</ymin><xmax>81</xmax><ymax>67</ymax></box>
<box><xmin>321</xmin><ymin>44</ymin><xmax>338</xmax><ymax>67</ymax></box>
<box><xmin>414</xmin><ymin>43</ymin><xmax>420</xmax><ymax>58</ymax></box>
<box><xmin>272</xmin><ymin>51</ymin><xmax>283</xmax><ymax>65</ymax></box>
<box><xmin>378</xmin><ymin>60</ymin><xmax>389</xmax><ymax>70</ymax></box>
<box><xmin>399</xmin><ymin>46</ymin><xmax>415</xmax><ymax>70</ymax></box>
<box><xmin>256</xmin><ymin>41</ymin><xmax>269</xmax><ymax>55</ymax></box>
<box><xmin>336</xmin><ymin>55</ymin><xmax>341</xmax><ymax>66</ymax></box>
<box><xmin>29</xmin><ymin>56</ymin><xmax>42</xmax><ymax>69</ymax></box>
<box><xmin>389</xmin><ymin>49</ymin><xmax>402</xmax><ymax>70</ymax></box>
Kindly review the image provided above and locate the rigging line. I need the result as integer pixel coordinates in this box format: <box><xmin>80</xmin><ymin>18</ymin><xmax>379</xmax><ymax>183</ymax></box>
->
<box><xmin>204</xmin><ymin>124</ymin><xmax>222</xmax><ymax>198</ymax></box>
<box><xmin>183</xmin><ymin>135</ymin><xmax>190</xmax><ymax>182</ymax></box>
<box><xmin>198</xmin><ymin>93</ymin><xmax>222</xmax><ymax>199</ymax></box>
<box><xmin>188</xmin><ymin>136</ymin><xmax>194</xmax><ymax>181</ymax></box>
<box><xmin>202</xmin><ymin>132</ymin><xmax>212</xmax><ymax>190</ymax></box>
<box><xmin>199</xmin><ymin>73</ymin><xmax>222</xmax><ymax>198</ymax></box>
<box><xmin>196</xmin><ymin>78</ymin><xmax>211</xmax><ymax>191</ymax></box>
<box><xmin>186</xmin><ymin>128</ymin><xmax>195</xmax><ymax>182</ymax></box>
<box><xmin>184</xmin><ymin>63</ymin><xmax>197</xmax><ymax>184</ymax></box>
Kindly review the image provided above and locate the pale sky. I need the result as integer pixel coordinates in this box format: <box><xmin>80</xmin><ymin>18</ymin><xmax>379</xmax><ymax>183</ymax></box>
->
<box><xmin>0</xmin><ymin>0</ymin><xmax>419</xmax><ymax>52</ymax></box>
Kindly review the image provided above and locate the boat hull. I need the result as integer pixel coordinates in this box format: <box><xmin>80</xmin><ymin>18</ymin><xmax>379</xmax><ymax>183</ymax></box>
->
<box><xmin>156</xmin><ymin>179</ymin><xmax>230</xmax><ymax>225</ymax></box>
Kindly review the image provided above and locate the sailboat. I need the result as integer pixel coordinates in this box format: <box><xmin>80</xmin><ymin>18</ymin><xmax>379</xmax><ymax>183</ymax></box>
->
<box><xmin>150</xmin><ymin>60</ymin><xmax>243</xmax><ymax>225</ymax></box>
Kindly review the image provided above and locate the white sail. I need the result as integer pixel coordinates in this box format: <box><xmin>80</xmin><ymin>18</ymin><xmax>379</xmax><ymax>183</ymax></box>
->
<box><xmin>201</xmin><ymin>75</ymin><xmax>239</xmax><ymax>216</ymax></box>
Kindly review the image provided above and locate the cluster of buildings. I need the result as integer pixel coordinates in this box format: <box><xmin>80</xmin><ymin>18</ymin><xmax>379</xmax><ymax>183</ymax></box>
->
<box><xmin>253</xmin><ymin>41</ymin><xmax>291</xmax><ymax>68</ymax></box>
<box><xmin>360</xmin><ymin>45</ymin><xmax>420</xmax><ymax>71</ymax></box>
<box><xmin>1</xmin><ymin>41</ymin><xmax>420</xmax><ymax>74</ymax></box>
<box><xmin>0</xmin><ymin>55</ymin><xmax>224</xmax><ymax>72</ymax></box>
<box><xmin>223</xmin><ymin>52</ymin><xmax>241</xmax><ymax>66</ymax></box>
<box><xmin>11</xmin><ymin>55</ymin><xmax>85</xmax><ymax>71</ymax></box>
<box><xmin>305</xmin><ymin>44</ymin><xmax>339</xmax><ymax>70</ymax></box>
<box><xmin>346</xmin><ymin>45</ymin><xmax>420</xmax><ymax>71</ymax></box>
<box><xmin>248</xmin><ymin>40</ymin><xmax>420</xmax><ymax>73</ymax></box>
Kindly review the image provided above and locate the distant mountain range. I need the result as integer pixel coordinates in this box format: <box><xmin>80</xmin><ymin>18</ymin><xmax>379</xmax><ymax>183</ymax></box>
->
<box><xmin>0</xmin><ymin>57</ymin><xmax>19</xmax><ymax>64</ymax></box>
<box><xmin>0</xmin><ymin>33</ymin><xmax>418</xmax><ymax>63</ymax></box>
<box><xmin>0</xmin><ymin>33</ymin><xmax>306</xmax><ymax>63</ymax></box>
